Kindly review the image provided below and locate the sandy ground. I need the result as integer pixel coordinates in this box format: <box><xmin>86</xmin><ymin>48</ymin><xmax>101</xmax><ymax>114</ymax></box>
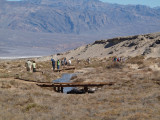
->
<box><xmin>53</xmin><ymin>32</ymin><xmax>160</xmax><ymax>60</ymax></box>
<box><xmin>0</xmin><ymin>56</ymin><xmax>160</xmax><ymax>120</ymax></box>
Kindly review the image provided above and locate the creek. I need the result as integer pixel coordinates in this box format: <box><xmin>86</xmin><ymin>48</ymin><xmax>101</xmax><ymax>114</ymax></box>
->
<box><xmin>53</xmin><ymin>73</ymin><xmax>75</xmax><ymax>93</ymax></box>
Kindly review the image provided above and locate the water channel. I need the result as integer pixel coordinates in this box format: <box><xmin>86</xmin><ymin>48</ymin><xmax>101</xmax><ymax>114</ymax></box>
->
<box><xmin>53</xmin><ymin>73</ymin><xmax>76</xmax><ymax>93</ymax></box>
<box><xmin>53</xmin><ymin>73</ymin><xmax>95</xmax><ymax>94</ymax></box>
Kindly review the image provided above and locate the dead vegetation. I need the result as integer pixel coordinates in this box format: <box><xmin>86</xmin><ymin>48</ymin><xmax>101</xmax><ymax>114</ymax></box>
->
<box><xmin>0</xmin><ymin>56</ymin><xmax>160</xmax><ymax>120</ymax></box>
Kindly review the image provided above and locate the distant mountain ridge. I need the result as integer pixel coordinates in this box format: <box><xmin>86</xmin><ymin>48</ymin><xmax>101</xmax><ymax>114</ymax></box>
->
<box><xmin>0</xmin><ymin>0</ymin><xmax>160</xmax><ymax>34</ymax></box>
<box><xmin>0</xmin><ymin>0</ymin><xmax>160</xmax><ymax>57</ymax></box>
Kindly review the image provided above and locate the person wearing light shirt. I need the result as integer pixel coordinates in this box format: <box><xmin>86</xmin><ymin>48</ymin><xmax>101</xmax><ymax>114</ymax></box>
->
<box><xmin>32</xmin><ymin>61</ymin><xmax>36</xmax><ymax>72</ymax></box>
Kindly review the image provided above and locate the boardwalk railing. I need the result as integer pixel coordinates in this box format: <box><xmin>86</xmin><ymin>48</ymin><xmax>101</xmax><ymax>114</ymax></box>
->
<box><xmin>37</xmin><ymin>82</ymin><xmax>115</xmax><ymax>93</ymax></box>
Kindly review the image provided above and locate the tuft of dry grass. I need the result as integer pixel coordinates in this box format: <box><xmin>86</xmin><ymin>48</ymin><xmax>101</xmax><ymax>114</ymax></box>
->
<box><xmin>106</xmin><ymin>62</ymin><xmax>124</xmax><ymax>69</ymax></box>
<box><xmin>127</xmin><ymin>55</ymin><xmax>145</xmax><ymax>65</ymax></box>
<box><xmin>0</xmin><ymin>56</ymin><xmax>160</xmax><ymax>120</ymax></box>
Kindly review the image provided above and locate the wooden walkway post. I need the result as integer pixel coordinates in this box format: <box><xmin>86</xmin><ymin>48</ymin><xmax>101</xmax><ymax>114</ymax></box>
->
<box><xmin>57</xmin><ymin>87</ymin><xmax>60</xmax><ymax>92</ymax></box>
<box><xmin>61</xmin><ymin>87</ymin><xmax>63</xmax><ymax>93</ymax></box>
<box><xmin>54</xmin><ymin>86</ymin><xmax>57</xmax><ymax>92</ymax></box>
<box><xmin>84</xmin><ymin>86</ymin><xmax>88</xmax><ymax>92</ymax></box>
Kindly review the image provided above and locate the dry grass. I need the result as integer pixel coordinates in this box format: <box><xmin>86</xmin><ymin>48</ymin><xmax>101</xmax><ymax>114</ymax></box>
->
<box><xmin>0</xmin><ymin>56</ymin><xmax>160</xmax><ymax>120</ymax></box>
<box><xmin>127</xmin><ymin>55</ymin><xmax>145</xmax><ymax>65</ymax></box>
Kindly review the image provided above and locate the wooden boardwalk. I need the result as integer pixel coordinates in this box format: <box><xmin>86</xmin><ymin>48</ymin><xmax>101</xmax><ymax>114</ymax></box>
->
<box><xmin>37</xmin><ymin>82</ymin><xmax>115</xmax><ymax>93</ymax></box>
<box><xmin>54</xmin><ymin>66</ymin><xmax>75</xmax><ymax>72</ymax></box>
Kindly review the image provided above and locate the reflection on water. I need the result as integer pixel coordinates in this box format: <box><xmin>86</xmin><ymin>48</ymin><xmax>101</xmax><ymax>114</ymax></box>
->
<box><xmin>53</xmin><ymin>73</ymin><xmax>75</xmax><ymax>93</ymax></box>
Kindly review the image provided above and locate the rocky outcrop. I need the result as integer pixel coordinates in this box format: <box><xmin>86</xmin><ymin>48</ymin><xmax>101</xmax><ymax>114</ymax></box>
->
<box><xmin>60</xmin><ymin>32</ymin><xmax>160</xmax><ymax>59</ymax></box>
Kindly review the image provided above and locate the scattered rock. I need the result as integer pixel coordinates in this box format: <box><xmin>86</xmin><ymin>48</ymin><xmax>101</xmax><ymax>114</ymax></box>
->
<box><xmin>150</xmin><ymin>43</ymin><xmax>157</xmax><ymax>47</ymax></box>
<box><xmin>143</xmin><ymin>48</ymin><xmax>152</xmax><ymax>55</ymax></box>
<box><xmin>155</xmin><ymin>39</ymin><xmax>160</xmax><ymax>44</ymax></box>
<box><xmin>93</xmin><ymin>40</ymin><xmax>107</xmax><ymax>45</ymax></box>
<box><xmin>108</xmin><ymin>51</ymin><xmax>113</xmax><ymax>54</ymax></box>
<box><xmin>128</xmin><ymin>42</ymin><xmax>138</xmax><ymax>47</ymax></box>
<box><xmin>57</xmin><ymin>53</ymin><xmax>63</xmax><ymax>56</ymax></box>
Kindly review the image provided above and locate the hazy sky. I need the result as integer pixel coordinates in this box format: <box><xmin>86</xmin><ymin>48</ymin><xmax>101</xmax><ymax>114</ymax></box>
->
<box><xmin>100</xmin><ymin>0</ymin><xmax>160</xmax><ymax>7</ymax></box>
<box><xmin>7</xmin><ymin>0</ymin><xmax>160</xmax><ymax>7</ymax></box>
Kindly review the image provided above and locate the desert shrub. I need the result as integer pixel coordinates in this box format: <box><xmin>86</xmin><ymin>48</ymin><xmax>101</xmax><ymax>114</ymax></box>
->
<box><xmin>2</xmin><ymin>64</ymin><xmax>7</xmax><ymax>68</ymax></box>
<box><xmin>17</xmin><ymin>64</ymin><xmax>22</xmax><ymax>67</ymax></box>
<box><xmin>73</xmin><ymin>78</ymin><xmax>85</xmax><ymax>82</ymax></box>
<box><xmin>9</xmin><ymin>80</ymin><xmax>17</xmax><ymax>86</ymax></box>
<box><xmin>42</xmin><ymin>71</ymin><xmax>58</xmax><ymax>82</ymax></box>
<box><xmin>70</xmin><ymin>75</ymin><xmax>77</xmax><ymax>80</ymax></box>
<box><xmin>157</xmin><ymin>96</ymin><xmax>160</xmax><ymax>101</ymax></box>
<box><xmin>38</xmin><ymin>61</ymin><xmax>51</xmax><ymax>69</ymax></box>
<box><xmin>106</xmin><ymin>62</ymin><xmax>124</xmax><ymax>69</ymax></box>
<box><xmin>151</xmin><ymin>71</ymin><xmax>160</xmax><ymax>81</ymax></box>
<box><xmin>86</xmin><ymin>60</ymin><xmax>107</xmax><ymax>69</ymax></box>
<box><xmin>17</xmin><ymin>71</ymin><xmax>55</xmax><ymax>82</ymax></box>
<box><xmin>138</xmin><ymin>64</ymin><xmax>146</xmax><ymax>69</ymax></box>
<box><xmin>127</xmin><ymin>56</ymin><xmax>144</xmax><ymax>65</ymax></box>
<box><xmin>1</xmin><ymin>82</ymin><xmax>11</xmax><ymax>88</ymax></box>
<box><xmin>0</xmin><ymin>73</ymin><xmax>14</xmax><ymax>78</ymax></box>
<box><xmin>88</xmin><ymin>62</ymin><xmax>101</xmax><ymax>68</ymax></box>
<box><xmin>0</xmin><ymin>74</ymin><xmax>9</xmax><ymax>78</ymax></box>
<box><xmin>136</xmin><ymin>61</ymin><xmax>144</xmax><ymax>65</ymax></box>
<box><xmin>74</xmin><ymin>60</ymin><xmax>88</xmax><ymax>68</ymax></box>
<box><xmin>14</xmin><ymin>74</ymin><xmax>20</xmax><ymax>79</ymax></box>
<box><xmin>147</xmin><ymin>68</ymin><xmax>152</xmax><ymax>71</ymax></box>
<box><xmin>23</xmin><ymin>103</ymin><xmax>49</xmax><ymax>112</ymax></box>
<box><xmin>33</xmin><ymin>92</ymin><xmax>51</xmax><ymax>97</ymax></box>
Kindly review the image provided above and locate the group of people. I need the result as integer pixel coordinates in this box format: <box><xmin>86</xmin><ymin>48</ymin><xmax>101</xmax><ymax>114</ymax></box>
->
<box><xmin>25</xmin><ymin>58</ymin><xmax>71</xmax><ymax>72</ymax></box>
<box><xmin>51</xmin><ymin>57</ymin><xmax>71</xmax><ymax>70</ymax></box>
<box><xmin>25</xmin><ymin>56</ymin><xmax>126</xmax><ymax>72</ymax></box>
<box><xmin>25</xmin><ymin>60</ymin><xmax>36</xmax><ymax>72</ymax></box>
<box><xmin>113</xmin><ymin>57</ymin><xmax>125</xmax><ymax>62</ymax></box>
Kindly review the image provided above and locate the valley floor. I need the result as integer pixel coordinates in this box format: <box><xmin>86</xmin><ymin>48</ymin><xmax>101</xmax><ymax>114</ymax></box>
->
<box><xmin>0</xmin><ymin>56</ymin><xmax>160</xmax><ymax>120</ymax></box>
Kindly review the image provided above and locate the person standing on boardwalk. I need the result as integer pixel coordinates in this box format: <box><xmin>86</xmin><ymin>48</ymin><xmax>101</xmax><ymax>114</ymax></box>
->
<box><xmin>51</xmin><ymin>58</ymin><xmax>55</xmax><ymax>70</ymax></box>
<box><xmin>32</xmin><ymin>61</ymin><xmax>36</xmax><ymax>72</ymax></box>
<box><xmin>68</xmin><ymin>59</ymin><xmax>71</xmax><ymax>66</ymax></box>
<box><xmin>114</xmin><ymin>57</ymin><xmax>117</xmax><ymax>62</ymax></box>
<box><xmin>26</xmin><ymin>60</ymin><xmax>32</xmax><ymax>72</ymax></box>
<box><xmin>57</xmin><ymin>60</ymin><xmax>60</xmax><ymax>70</ymax></box>
<box><xmin>64</xmin><ymin>58</ymin><xmax>67</xmax><ymax>65</ymax></box>
<box><xmin>61</xmin><ymin>59</ymin><xmax>64</xmax><ymax>66</ymax></box>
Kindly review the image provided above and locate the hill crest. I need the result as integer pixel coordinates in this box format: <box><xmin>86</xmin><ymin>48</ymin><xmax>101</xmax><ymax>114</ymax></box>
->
<box><xmin>59</xmin><ymin>32</ymin><xmax>160</xmax><ymax>59</ymax></box>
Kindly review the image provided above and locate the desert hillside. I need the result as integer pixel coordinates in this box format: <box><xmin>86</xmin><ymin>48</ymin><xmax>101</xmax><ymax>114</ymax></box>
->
<box><xmin>0</xmin><ymin>32</ymin><xmax>160</xmax><ymax>120</ymax></box>
<box><xmin>58</xmin><ymin>32</ymin><xmax>160</xmax><ymax>60</ymax></box>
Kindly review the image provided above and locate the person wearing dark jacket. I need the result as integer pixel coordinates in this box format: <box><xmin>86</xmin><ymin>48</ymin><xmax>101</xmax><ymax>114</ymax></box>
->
<box><xmin>51</xmin><ymin>58</ymin><xmax>55</xmax><ymax>70</ymax></box>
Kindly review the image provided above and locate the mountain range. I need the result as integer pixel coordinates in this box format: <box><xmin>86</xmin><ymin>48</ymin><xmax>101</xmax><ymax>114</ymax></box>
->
<box><xmin>1</xmin><ymin>0</ymin><xmax>160</xmax><ymax>34</ymax></box>
<box><xmin>0</xmin><ymin>0</ymin><xmax>160</xmax><ymax>57</ymax></box>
